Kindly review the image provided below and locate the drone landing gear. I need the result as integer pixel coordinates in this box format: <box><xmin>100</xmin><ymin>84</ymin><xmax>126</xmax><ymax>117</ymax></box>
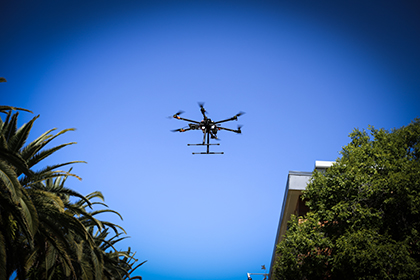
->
<box><xmin>192</xmin><ymin>152</ymin><xmax>224</xmax><ymax>155</ymax></box>
<box><xmin>187</xmin><ymin>143</ymin><xmax>220</xmax><ymax>146</ymax></box>
<box><xmin>187</xmin><ymin>143</ymin><xmax>223</xmax><ymax>155</ymax></box>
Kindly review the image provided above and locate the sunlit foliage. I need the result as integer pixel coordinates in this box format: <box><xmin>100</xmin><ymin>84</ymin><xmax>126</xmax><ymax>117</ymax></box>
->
<box><xmin>274</xmin><ymin>119</ymin><xmax>420</xmax><ymax>280</ymax></box>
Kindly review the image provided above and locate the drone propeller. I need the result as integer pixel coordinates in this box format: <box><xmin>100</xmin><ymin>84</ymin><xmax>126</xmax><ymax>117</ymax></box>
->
<box><xmin>171</xmin><ymin>126</ymin><xmax>189</xmax><ymax>132</ymax></box>
<box><xmin>167</xmin><ymin>110</ymin><xmax>185</xmax><ymax>119</ymax></box>
<box><xmin>237</xmin><ymin>125</ymin><xmax>243</xmax><ymax>133</ymax></box>
<box><xmin>198</xmin><ymin>102</ymin><xmax>207</xmax><ymax>114</ymax></box>
<box><xmin>236</xmin><ymin>111</ymin><xmax>245</xmax><ymax>117</ymax></box>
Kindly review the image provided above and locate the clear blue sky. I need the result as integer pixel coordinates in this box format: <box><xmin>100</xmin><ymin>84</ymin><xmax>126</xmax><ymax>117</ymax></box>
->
<box><xmin>1</xmin><ymin>1</ymin><xmax>419</xmax><ymax>279</ymax></box>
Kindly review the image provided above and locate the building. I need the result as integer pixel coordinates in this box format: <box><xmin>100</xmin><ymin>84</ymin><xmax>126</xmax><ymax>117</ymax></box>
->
<box><xmin>267</xmin><ymin>161</ymin><xmax>334</xmax><ymax>279</ymax></box>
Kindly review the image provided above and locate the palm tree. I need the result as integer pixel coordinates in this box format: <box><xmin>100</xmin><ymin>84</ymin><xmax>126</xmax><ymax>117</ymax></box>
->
<box><xmin>0</xmin><ymin>106</ymin><xmax>145</xmax><ymax>279</ymax></box>
<box><xmin>25</xmin><ymin>174</ymin><xmax>146</xmax><ymax>280</ymax></box>
<box><xmin>24</xmin><ymin>176</ymin><xmax>96</xmax><ymax>279</ymax></box>
<box><xmin>73</xmin><ymin>190</ymin><xmax>147</xmax><ymax>280</ymax></box>
<box><xmin>1</xmin><ymin>106</ymin><xmax>39</xmax><ymax>279</ymax></box>
<box><xmin>1</xmin><ymin>107</ymin><xmax>92</xmax><ymax>279</ymax></box>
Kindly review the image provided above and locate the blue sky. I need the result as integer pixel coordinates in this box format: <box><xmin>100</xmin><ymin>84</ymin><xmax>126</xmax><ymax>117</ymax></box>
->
<box><xmin>1</xmin><ymin>1</ymin><xmax>419</xmax><ymax>279</ymax></box>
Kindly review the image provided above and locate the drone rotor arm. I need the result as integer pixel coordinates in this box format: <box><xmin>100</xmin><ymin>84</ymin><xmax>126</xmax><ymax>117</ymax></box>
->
<box><xmin>214</xmin><ymin>117</ymin><xmax>237</xmax><ymax>124</ymax></box>
<box><xmin>171</xmin><ymin>127</ymin><xmax>193</xmax><ymax>133</ymax></box>
<box><xmin>217</xmin><ymin>126</ymin><xmax>242</xmax><ymax>134</ymax></box>
<box><xmin>214</xmin><ymin>112</ymin><xmax>244</xmax><ymax>124</ymax></box>
<box><xmin>173</xmin><ymin>116</ymin><xmax>201</xmax><ymax>124</ymax></box>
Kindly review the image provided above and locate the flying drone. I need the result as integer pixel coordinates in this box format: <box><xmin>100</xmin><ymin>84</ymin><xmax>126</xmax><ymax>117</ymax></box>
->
<box><xmin>170</xmin><ymin>103</ymin><xmax>244</xmax><ymax>154</ymax></box>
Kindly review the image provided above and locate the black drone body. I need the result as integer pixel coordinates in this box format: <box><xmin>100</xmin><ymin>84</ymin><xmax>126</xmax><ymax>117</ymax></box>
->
<box><xmin>171</xmin><ymin>103</ymin><xmax>243</xmax><ymax>154</ymax></box>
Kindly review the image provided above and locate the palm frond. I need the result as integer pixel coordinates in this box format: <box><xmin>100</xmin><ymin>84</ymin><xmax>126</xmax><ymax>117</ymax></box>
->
<box><xmin>0</xmin><ymin>134</ymin><xmax>7</xmax><ymax>149</ymax></box>
<box><xmin>1</xmin><ymin>111</ymin><xmax>18</xmax><ymax>142</ymax></box>
<box><xmin>0</xmin><ymin>160</ymin><xmax>20</xmax><ymax>201</ymax></box>
<box><xmin>45</xmin><ymin>241</ymin><xmax>57</xmax><ymax>273</ymax></box>
<box><xmin>85</xmin><ymin>191</ymin><xmax>105</xmax><ymax>202</ymax></box>
<box><xmin>8</xmin><ymin>115</ymin><xmax>39</xmax><ymax>153</ymax></box>
<box><xmin>90</xmin><ymin>209</ymin><xmax>124</xmax><ymax>221</ymax></box>
<box><xmin>76</xmin><ymin>213</ymin><xmax>104</xmax><ymax>232</ymax></box>
<box><xmin>25</xmin><ymin>142</ymin><xmax>77</xmax><ymax>169</ymax></box>
<box><xmin>19</xmin><ymin>188</ymin><xmax>40</xmax><ymax>237</ymax></box>
<box><xmin>0</xmin><ymin>106</ymin><xmax>33</xmax><ymax>114</ymax></box>
<box><xmin>19</xmin><ymin>128</ymin><xmax>56</xmax><ymax>160</ymax></box>
<box><xmin>100</xmin><ymin>236</ymin><xmax>128</xmax><ymax>252</ymax></box>
<box><xmin>22</xmin><ymin>170</ymin><xmax>83</xmax><ymax>187</ymax></box>
<box><xmin>20</xmin><ymin>127</ymin><xmax>76</xmax><ymax>165</ymax></box>
<box><xmin>55</xmin><ymin>187</ymin><xmax>92</xmax><ymax>207</ymax></box>
<box><xmin>101</xmin><ymin>221</ymin><xmax>127</xmax><ymax>235</ymax></box>
<box><xmin>38</xmin><ymin>223</ymin><xmax>76</xmax><ymax>279</ymax></box>
<box><xmin>0</xmin><ymin>147</ymin><xmax>31</xmax><ymax>176</ymax></box>
<box><xmin>0</xmin><ymin>161</ymin><xmax>37</xmax><ymax>244</ymax></box>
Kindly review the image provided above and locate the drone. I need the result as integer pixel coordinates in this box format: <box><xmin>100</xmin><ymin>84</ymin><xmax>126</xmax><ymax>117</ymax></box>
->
<box><xmin>170</xmin><ymin>103</ymin><xmax>244</xmax><ymax>154</ymax></box>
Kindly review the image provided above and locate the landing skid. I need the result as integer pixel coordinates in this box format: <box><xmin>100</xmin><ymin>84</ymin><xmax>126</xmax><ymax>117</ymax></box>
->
<box><xmin>192</xmin><ymin>152</ymin><xmax>224</xmax><ymax>155</ymax></box>
<box><xmin>187</xmin><ymin>143</ymin><xmax>220</xmax><ymax>146</ymax></box>
<box><xmin>187</xmin><ymin>143</ymin><xmax>223</xmax><ymax>154</ymax></box>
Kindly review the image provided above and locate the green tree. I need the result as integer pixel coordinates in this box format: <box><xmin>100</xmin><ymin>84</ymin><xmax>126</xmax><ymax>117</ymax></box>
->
<box><xmin>26</xmin><ymin>174</ymin><xmax>145</xmax><ymax>280</ymax></box>
<box><xmin>274</xmin><ymin>119</ymin><xmax>420</xmax><ymax>280</ymax></box>
<box><xmin>0</xmin><ymin>106</ymin><xmax>87</xmax><ymax>279</ymax></box>
<box><xmin>0</xmin><ymin>106</ymin><xmax>145</xmax><ymax>279</ymax></box>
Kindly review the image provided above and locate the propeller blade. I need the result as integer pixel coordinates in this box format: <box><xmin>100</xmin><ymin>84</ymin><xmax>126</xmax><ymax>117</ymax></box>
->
<box><xmin>168</xmin><ymin>110</ymin><xmax>185</xmax><ymax>119</ymax></box>
<box><xmin>171</xmin><ymin>127</ymin><xmax>188</xmax><ymax>132</ymax></box>
<box><xmin>198</xmin><ymin>102</ymin><xmax>207</xmax><ymax>114</ymax></box>
<box><xmin>236</xmin><ymin>111</ymin><xmax>245</xmax><ymax>117</ymax></box>
<box><xmin>237</xmin><ymin>125</ymin><xmax>242</xmax><ymax>133</ymax></box>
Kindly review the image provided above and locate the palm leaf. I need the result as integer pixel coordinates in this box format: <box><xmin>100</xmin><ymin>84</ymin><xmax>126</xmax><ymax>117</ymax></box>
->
<box><xmin>0</xmin><ymin>134</ymin><xmax>7</xmax><ymax>150</ymax></box>
<box><xmin>0</xmin><ymin>160</ymin><xmax>20</xmax><ymax>201</ymax></box>
<box><xmin>85</xmin><ymin>191</ymin><xmax>105</xmax><ymax>202</ymax></box>
<box><xmin>20</xmin><ymin>128</ymin><xmax>75</xmax><ymax>165</ymax></box>
<box><xmin>100</xmin><ymin>236</ymin><xmax>128</xmax><ymax>252</ymax></box>
<box><xmin>20</xmin><ymin>162</ymin><xmax>85</xmax><ymax>186</ymax></box>
<box><xmin>8</xmin><ymin>115</ymin><xmax>39</xmax><ymax>153</ymax></box>
<box><xmin>90</xmin><ymin>209</ymin><xmax>124</xmax><ymax>221</ymax></box>
<box><xmin>38</xmin><ymin>222</ymin><xmax>76</xmax><ymax>278</ymax></box>
<box><xmin>25</xmin><ymin>142</ymin><xmax>77</xmax><ymax>169</ymax></box>
<box><xmin>19</xmin><ymin>128</ymin><xmax>56</xmax><ymax>160</ymax></box>
<box><xmin>0</xmin><ymin>160</ymin><xmax>37</xmax><ymax>244</ymax></box>
<box><xmin>0</xmin><ymin>106</ymin><xmax>33</xmax><ymax>114</ymax></box>
<box><xmin>22</xmin><ymin>170</ymin><xmax>83</xmax><ymax>187</ymax></box>
<box><xmin>2</xmin><ymin>111</ymin><xmax>18</xmax><ymax>141</ymax></box>
<box><xmin>0</xmin><ymin>147</ymin><xmax>31</xmax><ymax>176</ymax></box>
<box><xmin>19</xmin><ymin>188</ymin><xmax>40</xmax><ymax>237</ymax></box>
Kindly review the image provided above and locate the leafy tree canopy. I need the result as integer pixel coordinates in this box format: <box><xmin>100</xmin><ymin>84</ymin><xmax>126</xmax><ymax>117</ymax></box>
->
<box><xmin>274</xmin><ymin>119</ymin><xmax>420</xmax><ymax>280</ymax></box>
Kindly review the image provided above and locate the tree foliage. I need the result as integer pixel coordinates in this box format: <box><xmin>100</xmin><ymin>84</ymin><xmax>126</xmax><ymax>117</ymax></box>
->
<box><xmin>0</xmin><ymin>106</ymin><xmax>145</xmax><ymax>279</ymax></box>
<box><xmin>274</xmin><ymin>119</ymin><xmax>420</xmax><ymax>280</ymax></box>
